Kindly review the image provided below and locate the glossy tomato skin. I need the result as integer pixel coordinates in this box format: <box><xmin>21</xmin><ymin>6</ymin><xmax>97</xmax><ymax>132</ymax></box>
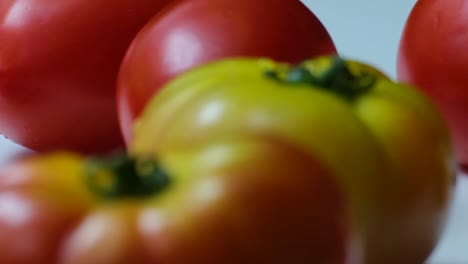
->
<box><xmin>397</xmin><ymin>0</ymin><xmax>468</xmax><ymax>168</ymax></box>
<box><xmin>0</xmin><ymin>139</ymin><xmax>353</xmax><ymax>264</ymax></box>
<box><xmin>117</xmin><ymin>0</ymin><xmax>337</xmax><ymax>142</ymax></box>
<box><xmin>0</xmin><ymin>0</ymin><xmax>172</xmax><ymax>154</ymax></box>
<box><xmin>132</xmin><ymin>57</ymin><xmax>455</xmax><ymax>264</ymax></box>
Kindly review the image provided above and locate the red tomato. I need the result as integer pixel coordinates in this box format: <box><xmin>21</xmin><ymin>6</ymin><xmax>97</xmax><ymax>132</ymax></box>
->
<box><xmin>117</xmin><ymin>0</ymin><xmax>337</xmax><ymax>143</ymax></box>
<box><xmin>0</xmin><ymin>140</ymin><xmax>353</xmax><ymax>264</ymax></box>
<box><xmin>397</xmin><ymin>0</ymin><xmax>468</xmax><ymax>169</ymax></box>
<box><xmin>0</xmin><ymin>0</ymin><xmax>172</xmax><ymax>154</ymax></box>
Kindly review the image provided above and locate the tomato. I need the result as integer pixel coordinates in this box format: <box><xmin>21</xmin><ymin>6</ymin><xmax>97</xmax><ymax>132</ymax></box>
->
<box><xmin>132</xmin><ymin>56</ymin><xmax>455</xmax><ymax>264</ymax></box>
<box><xmin>0</xmin><ymin>137</ymin><xmax>354</xmax><ymax>263</ymax></box>
<box><xmin>397</xmin><ymin>0</ymin><xmax>468</xmax><ymax>170</ymax></box>
<box><xmin>117</xmin><ymin>0</ymin><xmax>337</xmax><ymax>143</ymax></box>
<box><xmin>0</xmin><ymin>0</ymin><xmax>172</xmax><ymax>154</ymax></box>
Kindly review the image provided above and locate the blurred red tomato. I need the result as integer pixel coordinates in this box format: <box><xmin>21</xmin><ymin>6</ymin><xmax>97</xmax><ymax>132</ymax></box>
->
<box><xmin>117</xmin><ymin>0</ymin><xmax>337</xmax><ymax>143</ymax></box>
<box><xmin>0</xmin><ymin>139</ymin><xmax>353</xmax><ymax>264</ymax></box>
<box><xmin>397</xmin><ymin>0</ymin><xmax>468</xmax><ymax>169</ymax></box>
<box><xmin>0</xmin><ymin>0</ymin><xmax>172</xmax><ymax>154</ymax></box>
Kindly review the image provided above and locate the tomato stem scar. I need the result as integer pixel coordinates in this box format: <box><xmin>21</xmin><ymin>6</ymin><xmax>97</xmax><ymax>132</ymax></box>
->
<box><xmin>84</xmin><ymin>151</ymin><xmax>171</xmax><ymax>200</ymax></box>
<box><xmin>265</xmin><ymin>56</ymin><xmax>377</xmax><ymax>100</ymax></box>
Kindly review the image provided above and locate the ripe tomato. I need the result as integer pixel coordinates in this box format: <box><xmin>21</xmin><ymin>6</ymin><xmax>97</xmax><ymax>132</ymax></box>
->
<box><xmin>132</xmin><ymin>56</ymin><xmax>455</xmax><ymax>264</ymax></box>
<box><xmin>117</xmin><ymin>0</ymin><xmax>337</xmax><ymax>143</ymax></box>
<box><xmin>0</xmin><ymin>0</ymin><xmax>172</xmax><ymax>154</ymax></box>
<box><xmin>397</xmin><ymin>0</ymin><xmax>468</xmax><ymax>169</ymax></box>
<box><xmin>0</xmin><ymin>139</ymin><xmax>353</xmax><ymax>263</ymax></box>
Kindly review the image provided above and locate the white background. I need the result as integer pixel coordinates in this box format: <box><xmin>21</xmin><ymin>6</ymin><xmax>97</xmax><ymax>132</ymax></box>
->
<box><xmin>0</xmin><ymin>0</ymin><xmax>466</xmax><ymax>263</ymax></box>
<box><xmin>303</xmin><ymin>0</ymin><xmax>468</xmax><ymax>263</ymax></box>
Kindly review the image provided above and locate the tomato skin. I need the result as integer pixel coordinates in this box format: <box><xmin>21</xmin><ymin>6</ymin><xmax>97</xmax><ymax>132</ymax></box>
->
<box><xmin>0</xmin><ymin>0</ymin><xmax>172</xmax><ymax>154</ymax></box>
<box><xmin>132</xmin><ymin>56</ymin><xmax>455</xmax><ymax>264</ymax></box>
<box><xmin>0</xmin><ymin>139</ymin><xmax>352</xmax><ymax>264</ymax></box>
<box><xmin>117</xmin><ymin>0</ymin><xmax>337</xmax><ymax>143</ymax></box>
<box><xmin>397</xmin><ymin>0</ymin><xmax>468</xmax><ymax>168</ymax></box>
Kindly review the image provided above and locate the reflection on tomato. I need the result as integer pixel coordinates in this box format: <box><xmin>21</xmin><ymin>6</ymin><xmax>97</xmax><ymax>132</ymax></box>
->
<box><xmin>0</xmin><ymin>0</ymin><xmax>172</xmax><ymax>154</ymax></box>
<box><xmin>117</xmin><ymin>0</ymin><xmax>337</xmax><ymax>143</ymax></box>
<box><xmin>397</xmin><ymin>0</ymin><xmax>468</xmax><ymax>169</ymax></box>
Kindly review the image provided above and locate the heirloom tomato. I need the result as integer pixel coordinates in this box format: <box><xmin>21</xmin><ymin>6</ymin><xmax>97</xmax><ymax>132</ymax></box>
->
<box><xmin>117</xmin><ymin>0</ymin><xmax>337</xmax><ymax>142</ymax></box>
<box><xmin>0</xmin><ymin>138</ymin><xmax>353</xmax><ymax>264</ymax></box>
<box><xmin>132</xmin><ymin>56</ymin><xmax>455</xmax><ymax>264</ymax></box>
<box><xmin>397</xmin><ymin>0</ymin><xmax>468</xmax><ymax>169</ymax></box>
<box><xmin>0</xmin><ymin>0</ymin><xmax>172</xmax><ymax>154</ymax></box>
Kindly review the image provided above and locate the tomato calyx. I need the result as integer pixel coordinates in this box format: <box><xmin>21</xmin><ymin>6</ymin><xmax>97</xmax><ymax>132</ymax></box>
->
<box><xmin>265</xmin><ymin>57</ymin><xmax>376</xmax><ymax>100</ymax></box>
<box><xmin>84</xmin><ymin>152</ymin><xmax>171</xmax><ymax>200</ymax></box>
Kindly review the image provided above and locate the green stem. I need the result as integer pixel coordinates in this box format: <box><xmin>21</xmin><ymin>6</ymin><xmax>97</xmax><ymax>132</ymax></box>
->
<box><xmin>265</xmin><ymin>56</ymin><xmax>376</xmax><ymax>101</ymax></box>
<box><xmin>84</xmin><ymin>151</ymin><xmax>171</xmax><ymax>200</ymax></box>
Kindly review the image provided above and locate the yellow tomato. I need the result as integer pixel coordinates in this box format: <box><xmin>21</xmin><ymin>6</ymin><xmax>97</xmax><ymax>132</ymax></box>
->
<box><xmin>132</xmin><ymin>56</ymin><xmax>455</xmax><ymax>264</ymax></box>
